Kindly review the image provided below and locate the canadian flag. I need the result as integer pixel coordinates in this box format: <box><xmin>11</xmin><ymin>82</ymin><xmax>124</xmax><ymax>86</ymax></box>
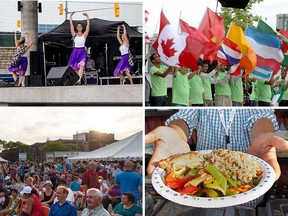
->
<box><xmin>153</xmin><ymin>11</ymin><xmax>200</xmax><ymax>70</ymax></box>
<box><xmin>145</xmin><ymin>10</ymin><xmax>149</xmax><ymax>23</ymax></box>
<box><xmin>145</xmin><ymin>31</ymin><xmax>151</xmax><ymax>44</ymax></box>
<box><xmin>144</xmin><ymin>10</ymin><xmax>150</xmax><ymax>44</ymax></box>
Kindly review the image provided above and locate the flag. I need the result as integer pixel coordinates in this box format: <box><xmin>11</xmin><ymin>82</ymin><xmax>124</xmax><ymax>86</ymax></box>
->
<box><xmin>198</xmin><ymin>8</ymin><xmax>225</xmax><ymax>63</ymax></box>
<box><xmin>179</xmin><ymin>19</ymin><xmax>209</xmax><ymax>70</ymax></box>
<box><xmin>152</xmin><ymin>11</ymin><xmax>200</xmax><ymax>70</ymax></box>
<box><xmin>227</xmin><ymin>23</ymin><xmax>250</xmax><ymax>54</ymax></box>
<box><xmin>144</xmin><ymin>10</ymin><xmax>150</xmax><ymax>44</ymax></box>
<box><xmin>279</xmin><ymin>29</ymin><xmax>288</xmax><ymax>66</ymax></box>
<box><xmin>145</xmin><ymin>31</ymin><xmax>150</xmax><ymax>44</ymax></box>
<box><xmin>145</xmin><ymin>10</ymin><xmax>149</xmax><ymax>23</ymax></box>
<box><xmin>216</xmin><ymin>37</ymin><xmax>242</xmax><ymax>76</ymax></box>
<box><xmin>245</xmin><ymin>26</ymin><xmax>284</xmax><ymax>80</ymax></box>
<box><xmin>257</xmin><ymin>20</ymin><xmax>288</xmax><ymax>67</ymax></box>
<box><xmin>198</xmin><ymin>8</ymin><xmax>225</xmax><ymax>44</ymax></box>
<box><xmin>227</xmin><ymin>23</ymin><xmax>256</xmax><ymax>76</ymax></box>
<box><xmin>257</xmin><ymin>20</ymin><xmax>277</xmax><ymax>36</ymax></box>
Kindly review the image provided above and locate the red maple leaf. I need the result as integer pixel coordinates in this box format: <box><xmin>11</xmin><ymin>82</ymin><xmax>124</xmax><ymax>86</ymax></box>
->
<box><xmin>161</xmin><ymin>38</ymin><xmax>176</xmax><ymax>59</ymax></box>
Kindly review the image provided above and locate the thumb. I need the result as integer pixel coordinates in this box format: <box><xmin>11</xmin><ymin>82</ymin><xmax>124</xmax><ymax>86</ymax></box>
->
<box><xmin>145</xmin><ymin>126</ymin><xmax>164</xmax><ymax>144</ymax></box>
<box><xmin>273</xmin><ymin>135</ymin><xmax>288</xmax><ymax>150</ymax></box>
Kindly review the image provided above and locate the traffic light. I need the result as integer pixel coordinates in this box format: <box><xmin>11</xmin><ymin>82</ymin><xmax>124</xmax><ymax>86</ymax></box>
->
<box><xmin>114</xmin><ymin>2</ymin><xmax>120</xmax><ymax>17</ymax></box>
<box><xmin>17</xmin><ymin>20</ymin><xmax>20</xmax><ymax>28</ymax></box>
<box><xmin>59</xmin><ymin>3</ymin><xmax>63</xmax><ymax>15</ymax></box>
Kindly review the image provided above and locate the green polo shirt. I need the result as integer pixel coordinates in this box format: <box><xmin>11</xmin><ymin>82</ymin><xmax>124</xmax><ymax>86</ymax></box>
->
<box><xmin>230</xmin><ymin>77</ymin><xmax>243</xmax><ymax>103</ymax></box>
<box><xmin>150</xmin><ymin>65</ymin><xmax>168</xmax><ymax>97</ymax></box>
<box><xmin>201</xmin><ymin>78</ymin><xmax>212</xmax><ymax>100</ymax></box>
<box><xmin>256</xmin><ymin>79</ymin><xmax>271</xmax><ymax>103</ymax></box>
<box><xmin>282</xmin><ymin>81</ymin><xmax>288</xmax><ymax>100</ymax></box>
<box><xmin>172</xmin><ymin>71</ymin><xmax>190</xmax><ymax>106</ymax></box>
<box><xmin>189</xmin><ymin>73</ymin><xmax>204</xmax><ymax>104</ymax></box>
<box><xmin>214</xmin><ymin>71</ymin><xmax>231</xmax><ymax>97</ymax></box>
<box><xmin>249</xmin><ymin>81</ymin><xmax>256</xmax><ymax>101</ymax></box>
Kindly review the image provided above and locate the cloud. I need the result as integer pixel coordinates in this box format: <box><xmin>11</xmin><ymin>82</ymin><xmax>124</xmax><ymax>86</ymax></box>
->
<box><xmin>0</xmin><ymin>107</ymin><xmax>143</xmax><ymax>145</ymax></box>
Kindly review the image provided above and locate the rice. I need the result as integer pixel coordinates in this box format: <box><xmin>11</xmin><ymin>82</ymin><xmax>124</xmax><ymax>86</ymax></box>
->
<box><xmin>203</xmin><ymin>149</ymin><xmax>261</xmax><ymax>184</ymax></box>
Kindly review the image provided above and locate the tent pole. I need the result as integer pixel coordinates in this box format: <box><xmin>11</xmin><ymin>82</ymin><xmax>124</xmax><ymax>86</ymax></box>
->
<box><xmin>105</xmin><ymin>43</ymin><xmax>108</xmax><ymax>76</ymax></box>
<box><xmin>43</xmin><ymin>42</ymin><xmax>47</xmax><ymax>86</ymax></box>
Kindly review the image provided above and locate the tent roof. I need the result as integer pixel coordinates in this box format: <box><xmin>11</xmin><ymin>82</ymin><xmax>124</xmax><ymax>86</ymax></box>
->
<box><xmin>68</xmin><ymin>131</ymin><xmax>142</xmax><ymax>161</ymax></box>
<box><xmin>39</xmin><ymin>18</ymin><xmax>142</xmax><ymax>46</ymax></box>
<box><xmin>0</xmin><ymin>157</ymin><xmax>8</xmax><ymax>163</ymax></box>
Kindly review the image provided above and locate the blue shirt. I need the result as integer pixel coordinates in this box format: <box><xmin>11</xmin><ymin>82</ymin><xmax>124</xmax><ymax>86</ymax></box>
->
<box><xmin>115</xmin><ymin>171</ymin><xmax>142</xmax><ymax>201</ymax></box>
<box><xmin>70</xmin><ymin>181</ymin><xmax>80</xmax><ymax>192</ymax></box>
<box><xmin>166</xmin><ymin>109</ymin><xmax>278</xmax><ymax>152</ymax></box>
<box><xmin>48</xmin><ymin>201</ymin><xmax>77</xmax><ymax>216</ymax></box>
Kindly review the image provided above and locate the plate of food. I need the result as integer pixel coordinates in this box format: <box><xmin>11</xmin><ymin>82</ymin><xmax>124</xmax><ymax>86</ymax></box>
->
<box><xmin>151</xmin><ymin>149</ymin><xmax>275</xmax><ymax>208</ymax></box>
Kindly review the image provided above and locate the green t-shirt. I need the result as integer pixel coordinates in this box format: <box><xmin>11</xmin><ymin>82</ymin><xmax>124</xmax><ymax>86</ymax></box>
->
<box><xmin>172</xmin><ymin>71</ymin><xmax>190</xmax><ymax>106</ymax></box>
<box><xmin>282</xmin><ymin>81</ymin><xmax>288</xmax><ymax>100</ymax></box>
<box><xmin>189</xmin><ymin>74</ymin><xmax>204</xmax><ymax>104</ymax></box>
<box><xmin>114</xmin><ymin>203</ymin><xmax>142</xmax><ymax>216</ymax></box>
<box><xmin>214</xmin><ymin>71</ymin><xmax>231</xmax><ymax>97</ymax></box>
<box><xmin>150</xmin><ymin>65</ymin><xmax>168</xmax><ymax>97</ymax></box>
<box><xmin>201</xmin><ymin>78</ymin><xmax>212</xmax><ymax>100</ymax></box>
<box><xmin>230</xmin><ymin>77</ymin><xmax>243</xmax><ymax>103</ymax></box>
<box><xmin>249</xmin><ymin>81</ymin><xmax>256</xmax><ymax>101</ymax></box>
<box><xmin>256</xmin><ymin>79</ymin><xmax>271</xmax><ymax>103</ymax></box>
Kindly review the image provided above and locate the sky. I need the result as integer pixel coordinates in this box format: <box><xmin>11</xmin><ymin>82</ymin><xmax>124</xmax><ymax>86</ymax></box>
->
<box><xmin>0</xmin><ymin>107</ymin><xmax>143</xmax><ymax>145</ymax></box>
<box><xmin>144</xmin><ymin>0</ymin><xmax>288</xmax><ymax>37</ymax></box>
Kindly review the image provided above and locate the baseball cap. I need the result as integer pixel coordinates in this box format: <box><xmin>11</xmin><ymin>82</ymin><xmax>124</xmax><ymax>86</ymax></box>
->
<box><xmin>0</xmin><ymin>178</ymin><xmax>4</xmax><ymax>183</ymax></box>
<box><xmin>20</xmin><ymin>186</ymin><xmax>32</xmax><ymax>196</ymax></box>
<box><xmin>4</xmin><ymin>176</ymin><xmax>10</xmax><ymax>181</ymax></box>
<box><xmin>44</xmin><ymin>180</ymin><xmax>53</xmax><ymax>186</ymax></box>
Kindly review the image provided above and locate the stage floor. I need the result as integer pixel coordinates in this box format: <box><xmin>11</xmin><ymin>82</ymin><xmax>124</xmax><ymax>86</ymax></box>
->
<box><xmin>0</xmin><ymin>84</ymin><xmax>142</xmax><ymax>106</ymax></box>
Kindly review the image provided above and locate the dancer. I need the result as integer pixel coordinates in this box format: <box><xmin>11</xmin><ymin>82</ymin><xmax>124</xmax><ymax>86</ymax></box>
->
<box><xmin>114</xmin><ymin>24</ymin><xmax>133</xmax><ymax>84</ymax></box>
<box><xmin>68</xmin><ymin>12</ymin><xmax>90</xmax><ymax>85</ymax></box>
<box><xmin>8</xmin><ymin>31</ymin><xmax>33</xmax><ymax>87</ymax></box>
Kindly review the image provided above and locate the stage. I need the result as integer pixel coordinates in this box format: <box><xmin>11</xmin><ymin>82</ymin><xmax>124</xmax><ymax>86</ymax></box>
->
<box><xmin>0</xmin><ymin>84</ymin><xmax>142</xmax><ymax>106</ymax></box>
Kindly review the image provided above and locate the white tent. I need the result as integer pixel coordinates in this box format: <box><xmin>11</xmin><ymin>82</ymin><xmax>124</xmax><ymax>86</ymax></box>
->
<box><xmin>68</xmin><ymin>131</ymin><xmax>142</xmax><ymax>161</ymax></box>
<box><xmin>0</xmin><ymin>157</ymin><xmax>8</xmax><ymax>163</ymax></box>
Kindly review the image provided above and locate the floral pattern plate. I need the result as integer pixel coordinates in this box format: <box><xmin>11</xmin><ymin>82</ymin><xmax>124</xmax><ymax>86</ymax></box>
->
<box><xmin>151</xmin><ymin>150</ymin><xmax>275</xmax><ymax>208</ymax></box>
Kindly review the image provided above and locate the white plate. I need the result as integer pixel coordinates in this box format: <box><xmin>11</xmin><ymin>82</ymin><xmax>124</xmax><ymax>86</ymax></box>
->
<box><xmin>151</xmin><ymin>150</ymin><xmax>275</xmax><ymax>208</ymax></box>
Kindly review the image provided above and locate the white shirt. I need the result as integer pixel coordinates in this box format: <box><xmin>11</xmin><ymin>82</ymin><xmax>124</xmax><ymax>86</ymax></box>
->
<box><xmin>119</xmin><ymin>44</ymin><xmax>129</xmax><ymax>55</ymax></box>
<box><xmin>74</xmin><ymin>35</ymin><xmax>86</xmax><ymax>48</ymax></box>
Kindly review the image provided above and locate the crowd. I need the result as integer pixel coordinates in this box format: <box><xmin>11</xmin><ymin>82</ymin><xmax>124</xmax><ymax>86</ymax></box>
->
<box><xmin>0</xmin><ymin>159</ymin><xmax>143</xmax><ymax>216</ymax></box>
<box><xmin>145</xmin><ymin>53</ymin><xmax>288</xmax><ymax>107</ymax></box>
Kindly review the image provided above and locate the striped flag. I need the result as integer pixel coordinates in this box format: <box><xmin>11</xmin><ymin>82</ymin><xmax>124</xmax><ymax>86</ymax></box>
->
<box><xmin>227</xmin><ymin>23</ymin><xmax>256</xmax><ymax>77</ymax></box>
<box><xmin>216</xmin><ymin>37</ymin><xmax>242</xmax><ymax>76</ymax></box>
<box><xmin>144</xmin><ymin>10</ymin><xmax>150</xmax><ymax>44</ymax></box>
<box><xmin>245</xmin><ymin>27</ymin><xmax>284</xmax><ymax>80</ymax></box>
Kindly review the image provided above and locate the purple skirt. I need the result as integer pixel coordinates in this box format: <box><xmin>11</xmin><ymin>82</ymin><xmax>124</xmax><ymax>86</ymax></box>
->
<box><xmin>8</xmin><ymin>56</ymin><xmax>28</xmax><ymax>76</ymax></box>
<box><xmin>114</xmin><ymin>54</ymin><xmax>131</xmax><ymax>76</ymax></box>
<box><xmin>68</xmin><ymin>47</ymin><xmax>87</xmax><ymax>71</ymax></box>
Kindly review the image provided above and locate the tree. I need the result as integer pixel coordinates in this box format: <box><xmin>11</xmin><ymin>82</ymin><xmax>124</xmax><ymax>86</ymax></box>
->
<box><xmin>1</xmin><ymin>140</ymin><xmax>32</xmax><ymax>161</ymax></box>
<box><xmin>218</xmin><ymin>0</ymin><xmax>264</xmax><ymax>32</ymax></box>
<box><xmin>41</xmin><ymin>140</ymin><xmax>77</xmax><ymax>152</ymax></box>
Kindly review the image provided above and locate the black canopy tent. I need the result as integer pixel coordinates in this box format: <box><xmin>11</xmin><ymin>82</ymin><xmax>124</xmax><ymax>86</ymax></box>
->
<box><xmin>38</xmin><ymin>18</ymin><xmax>142</xmax><ymax>85</ymax></box>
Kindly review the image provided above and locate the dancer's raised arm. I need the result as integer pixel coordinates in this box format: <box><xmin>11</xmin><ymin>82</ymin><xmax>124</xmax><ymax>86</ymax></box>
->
<box><xmin>70</xmin><ymin>12</ymin><xmax>76</xmax><ymax>36</ymax></box>
<box><xmin>83</xmin><ymin>13</ymin><xmax>90</xmax><ymax>38</ymax></box>
<box><xmin>116</xmin><ymin>25</ymin><xmax>122</xmax><ymax>45</ymax></box>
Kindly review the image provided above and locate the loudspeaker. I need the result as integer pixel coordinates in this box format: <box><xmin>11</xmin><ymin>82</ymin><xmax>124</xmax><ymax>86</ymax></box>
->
<box><xmin>47</xmin><ymin>66</ymin><xmax>79</xmax><ymax>86</ymax></box>
<box><xmin>218</xmin><ymin>0</ymin><xmax>250</xmax><ymax>9</ymax></box>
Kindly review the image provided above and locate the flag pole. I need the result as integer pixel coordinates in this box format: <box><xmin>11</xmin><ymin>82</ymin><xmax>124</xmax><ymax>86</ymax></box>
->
<box><xmin>148</xmin><ymin>5</ymin><xmax>164</xmax><ymax>54</ymax></box>
<box><xmin>177</xmin><ymin>11</ymin><xmax>182</xmax><ymax>34</ymax></box>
